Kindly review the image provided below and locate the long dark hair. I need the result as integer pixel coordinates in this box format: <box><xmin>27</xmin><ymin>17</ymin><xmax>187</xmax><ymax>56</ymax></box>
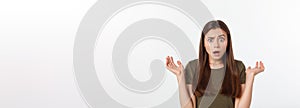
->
<box><xmin>193</xmin><ymin>20</ymin><xmax>242</xmax><ymax>98</ymax></box>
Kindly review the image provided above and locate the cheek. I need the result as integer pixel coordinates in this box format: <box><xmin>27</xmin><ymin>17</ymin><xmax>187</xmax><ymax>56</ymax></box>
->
<box><xmin>204</xmin><ymin>42</ymin><xmax>211</xmax><ymax>53</ymax></box>
<box><xmin>221</xmin><ymin>41</ymin><xmax>228</xmax><ymax>51</ymax></box>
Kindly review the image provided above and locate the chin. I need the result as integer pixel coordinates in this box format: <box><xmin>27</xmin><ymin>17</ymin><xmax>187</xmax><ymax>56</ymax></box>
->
<box><xmin>213</xmin><ymin>57</ymin><xmax>222</xmax><ymax>60</ymax></box>
<box><xmin>212</xmin><ymin>54</ymin><xmax>226</xmax><ymax>61</ymax></box>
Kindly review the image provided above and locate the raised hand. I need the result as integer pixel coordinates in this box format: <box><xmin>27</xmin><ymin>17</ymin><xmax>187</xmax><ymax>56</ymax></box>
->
<box><xmin>165</xmin><ymin>56</ymin><xmax>183</xmax><ymax>76</ymax></box>
<box><xmin>246</xmin><ymin>61</ymin><xmax>265</xmax><ymax>76</ymax></box>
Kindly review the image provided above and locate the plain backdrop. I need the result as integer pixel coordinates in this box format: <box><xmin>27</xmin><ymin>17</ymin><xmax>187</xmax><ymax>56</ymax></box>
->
<box><xmin>0</xmin><ymin>0</ymin><xmax>299</xmax><ymax>107</ymax></box>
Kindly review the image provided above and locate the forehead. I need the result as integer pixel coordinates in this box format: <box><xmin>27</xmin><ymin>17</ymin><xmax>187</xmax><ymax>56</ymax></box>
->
<box><xmin>205</xmin><ymin>28</ymin><xmax>227</xmax><ymax>38</ymax></box>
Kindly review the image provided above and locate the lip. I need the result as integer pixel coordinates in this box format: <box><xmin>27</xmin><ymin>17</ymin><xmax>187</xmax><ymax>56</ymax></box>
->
<box><xmin>213</xmin><ymin>51</ymin><xmax>220</xmax><ymax>54</ymax></box>
<box><xmin>212</xmin><ymin>51</ymin><xmax>221</xmax><ymax>56</ymax></box>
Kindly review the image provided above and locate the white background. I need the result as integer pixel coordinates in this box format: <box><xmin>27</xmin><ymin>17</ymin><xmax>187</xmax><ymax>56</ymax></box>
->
<box><xmin>0</xmin><ymin>0</ymin><xmax>299</xmax><ymax>107</ymax></box>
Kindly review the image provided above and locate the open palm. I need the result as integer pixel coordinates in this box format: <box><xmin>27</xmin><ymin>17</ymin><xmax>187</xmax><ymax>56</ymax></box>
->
<box><xmin>246</xmin><ymin>61</ymin><xmax>265</xmax><ymax>76</ymax></box>
<box><xmin>165</xmin><ymin>56</ymin><xmax>183</xmax><ymax>76</ymax></box>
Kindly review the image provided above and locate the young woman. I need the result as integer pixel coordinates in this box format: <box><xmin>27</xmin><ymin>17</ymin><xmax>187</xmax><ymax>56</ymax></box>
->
<box><xmin>166</xmin><ymin>20</ymin><xmax>265</xmax><ymax>108</ymax></box>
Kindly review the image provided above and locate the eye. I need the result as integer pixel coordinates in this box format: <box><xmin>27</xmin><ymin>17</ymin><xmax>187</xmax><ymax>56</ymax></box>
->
<box><xmin>219</xmin><ymin>37</ymin><xmax>225</xmax><ymax>42</ymax></box>
<box><xmin>207</xmin><ymin>38</ymin><xmax>213</xmax><ymax>43</ymax></box>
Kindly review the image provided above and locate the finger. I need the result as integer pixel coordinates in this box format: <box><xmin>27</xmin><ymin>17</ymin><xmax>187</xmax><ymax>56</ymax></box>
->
<box><xmin>170</xmin><ymin>56</ymin><xmax>175</xmax><ymax>65</ymax></box>
<box><xmin>166</xmin><ymin>56</ymin><xmax>170</xmax><ymax>66</ymax></box>
<box><xmin>167</xmin><ymin>56</ymin><xmax>174</xmax><ymax>67</ymax></box>
<box><xmin>165</xmin><ymin>56</ymin><xmax>168</xmax><ymax>66</ymax></box>
<box><xmin>247</xmin><ymin>66</ymin><xmax>251</xmax><ymax>70</ymax></box>
<box><xmin>165</xmin><ymin>56</ymin><xmax>167</xmax><ymax>64</ymax></box>
<box><xmin>177</xmin><ymin>60</ymin><xmax>182</xmax><ymax>66</ymax></box>
<box><xmin>167</xmin><ymin>56</ymin><xmax>176</xmax><ymax>67</ymax></box>
<box><xmin>260</xmin><ymin>61</ymin><xmax>265</xmax><ymax>70</ymax></box>
<box><xmin>255</xmin><ymin>61</ymin><xmax>258</xmax><ymax>68</ymax></box>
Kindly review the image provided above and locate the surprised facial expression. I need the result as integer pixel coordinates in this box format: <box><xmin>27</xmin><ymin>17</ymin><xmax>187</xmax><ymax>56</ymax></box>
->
<box><xmin>204</xmin><ymin>28</ymin><xmax>228</xmax><ymax>61</ymax></box>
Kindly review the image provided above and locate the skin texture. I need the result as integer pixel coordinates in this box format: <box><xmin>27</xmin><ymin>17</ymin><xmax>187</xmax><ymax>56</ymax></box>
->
<box><xmin>165</xmin><ymin>28</ymin><xmax>265</xmax><ymax>108</ymax></box>
<box><xmin>204</xmin><ymin>28</ymin><xmax>228</xmax><ymax>69</ymax></box>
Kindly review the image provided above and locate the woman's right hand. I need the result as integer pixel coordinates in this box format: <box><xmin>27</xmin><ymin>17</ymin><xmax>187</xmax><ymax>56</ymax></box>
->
<box><xmin>165</xmin><ymin>56</ymin><xmax>183</xmax><ymax>77</ymax></box>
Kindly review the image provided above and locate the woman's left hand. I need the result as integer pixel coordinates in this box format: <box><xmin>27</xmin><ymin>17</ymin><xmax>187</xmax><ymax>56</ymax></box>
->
<box><xmin>246</xmin><ymin>61</ymin><xmax>265</xmax><ymax>77</ymax></box>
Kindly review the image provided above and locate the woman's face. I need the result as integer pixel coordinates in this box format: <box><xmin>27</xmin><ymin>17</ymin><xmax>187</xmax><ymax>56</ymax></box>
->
<box><xmin>204</xmin><ymin>28</ymin><xmax>228</xmax><ymax>61</ymax></box>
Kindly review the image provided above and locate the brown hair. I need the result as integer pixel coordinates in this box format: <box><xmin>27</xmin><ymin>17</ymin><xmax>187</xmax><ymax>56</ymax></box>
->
<box><xmin>193</xmin><ymin>20</ymin><xmax>242</xmax><ymax>98</ymax></box>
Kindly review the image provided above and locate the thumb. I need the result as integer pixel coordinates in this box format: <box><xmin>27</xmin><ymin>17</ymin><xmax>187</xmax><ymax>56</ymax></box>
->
<box><xmin>247</xmin><ymin>66</ymin><xmax>251</xmax><ymax>70</ymax></box>
<box><xmin>177</xmin><ymin>60</ymin><xmax>182</xmax><ymax>66</ymax></box>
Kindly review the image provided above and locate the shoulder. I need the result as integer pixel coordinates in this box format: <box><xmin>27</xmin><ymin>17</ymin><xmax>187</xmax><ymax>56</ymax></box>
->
<box><xmin>234</xmin><ymin>59</ymin><xmax>246</xmax><ymax>73</ymax></box>
<box><xmin>186</xmin><ymin>59</ymin><xmax>198</xmax><ymax>67</ymax></box>
<box><xmin>234</xmin><ymin>59</ymin><xmax>243</xmax><ymax>64</ymax></box>
<box><xmin>234</xmin><ymin>60</ymin><xmax>246</xmax><ymax>84</ymax></box>
<box><xmin>184</xmin><ymin>59</ymin><xmax>198</xmax><ymax>73</ymax></box>
<box><xmin>234</xmin><ymin>59</ymin><xmax>245</xmax><ymax>68</ymax></box>
<box><xmin>184</xmin><ymin>59</ymin><xmax>199</xmax><ymax>84</ymax></box>
<box><xmin>188</xmin><ymin>59</ymin><xmax>198</xmax><ymax>64</ymax></box>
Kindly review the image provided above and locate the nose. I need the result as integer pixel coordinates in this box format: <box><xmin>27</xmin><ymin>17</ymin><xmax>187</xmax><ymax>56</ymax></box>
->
<box><xmin>213</xmin><ymin>39</ymin><xmax>220</xmax><ymax>48</ymax></box>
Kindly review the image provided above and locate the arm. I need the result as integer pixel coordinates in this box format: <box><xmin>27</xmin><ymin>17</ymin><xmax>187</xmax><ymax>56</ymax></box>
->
<box><xmin>235</xmin><ymin>76</ymin><xmax>254</xmax><ymax>108</ymax></box>
<box><xmin>166</xmin><ymin>56</ymin><xmax>196</xmax><ymax>108</ymax></box>
<box><xmin>235</xmin><ymin>61</ymin><xmax>265</xmax><ymax>108</ymax></box>
<box><xmin>177</xmin><ymin>73</ymin><xmax>196</xmax><ymax>108</ymax></box>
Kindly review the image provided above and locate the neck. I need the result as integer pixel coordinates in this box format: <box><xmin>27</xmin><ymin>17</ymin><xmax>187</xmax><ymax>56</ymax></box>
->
<box><xmin>209</xmin><ymin>58</ymin><xmax>223</xmax><ymax>64</ymax></box>
<box><xmin>209</xmin><ymin>58</ymin><xmax>224</xmax><ymax>69</ymax></box>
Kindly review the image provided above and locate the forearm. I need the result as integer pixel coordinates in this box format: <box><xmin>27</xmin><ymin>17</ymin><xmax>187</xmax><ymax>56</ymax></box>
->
<box><xmin>237</xmin><ymin>74</ymin><xmax>255</xmax><ymax>108</ymax></box>
<box><xmin>177</xmin><ymin>73</ymin><xmax>194</xmax><ymax>108</ymax></box>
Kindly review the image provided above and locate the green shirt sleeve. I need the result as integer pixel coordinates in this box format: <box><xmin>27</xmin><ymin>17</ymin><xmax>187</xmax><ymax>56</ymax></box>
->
<box><xmin>184</xmin><ymin>60</ymin><xmax>196</xmax><ymax>84</ymax></box>
<box><xmin>236</xmin><ymin>60</ymin><xmax>246</xmax><ymax>84</ymax></box>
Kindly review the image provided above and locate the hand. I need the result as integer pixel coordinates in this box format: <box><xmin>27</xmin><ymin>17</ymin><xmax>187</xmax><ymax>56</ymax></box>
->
<box><xmin>165</xmin><ymin>56</ymin><xmax>183</xmax><ymax>76</ymax></box>
<box><xmin>246</xmin><ymin>61</ymin><xmax>265</xmax><ymax>77</ymax></box>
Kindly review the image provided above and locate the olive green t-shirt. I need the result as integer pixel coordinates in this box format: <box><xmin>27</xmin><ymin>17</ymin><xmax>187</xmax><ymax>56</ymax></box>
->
<box><xmin>184</xmin><ymin>59</ymin><xmax>246</xmax><ymax>108</ymax></box>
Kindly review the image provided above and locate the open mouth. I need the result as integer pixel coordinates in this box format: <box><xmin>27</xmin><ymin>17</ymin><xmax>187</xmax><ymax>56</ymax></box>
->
<box><xmin>213</xmin><ymin>51</ymin><xmax>220</xmax><ymax>54</ymax></box>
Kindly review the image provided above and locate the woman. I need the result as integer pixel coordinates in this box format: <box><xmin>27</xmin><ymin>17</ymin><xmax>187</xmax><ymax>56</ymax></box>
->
<box><xmin>166</xmin><ymin>20</ymin><xmax>265</xmax><ymax>108</ymax></box>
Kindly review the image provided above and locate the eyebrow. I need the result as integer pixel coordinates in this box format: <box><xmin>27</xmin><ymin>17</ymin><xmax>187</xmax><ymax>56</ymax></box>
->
<box><xmin>207</xmin><ymin>34</ymin><xmax>226</xmax><ymax>38</ymax></box>
<box><xmin>218</xmin><ymin>34</ymin><xmax>225</xmax><ymax>37</ymax></box>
